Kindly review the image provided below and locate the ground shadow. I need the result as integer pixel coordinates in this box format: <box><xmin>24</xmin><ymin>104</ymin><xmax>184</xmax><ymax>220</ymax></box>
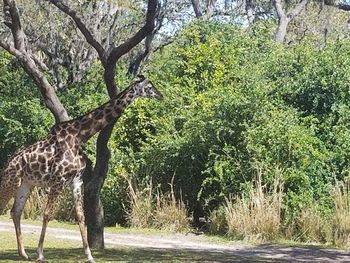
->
<box><xmin>0</xmin><ymin>247</ymin><xmax>282</xmax><ymax>263</ymax></box>
<box><xmin>249</xmin><ymin>243</ymin><xmax>350</xmax><ymax>262</ymax></box>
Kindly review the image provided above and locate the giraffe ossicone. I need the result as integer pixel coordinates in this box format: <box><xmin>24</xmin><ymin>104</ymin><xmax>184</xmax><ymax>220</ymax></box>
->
<box><xmin>0</xmin><ymin>76</ymin><xmax>163</xmax><ymax>262</ymax></box>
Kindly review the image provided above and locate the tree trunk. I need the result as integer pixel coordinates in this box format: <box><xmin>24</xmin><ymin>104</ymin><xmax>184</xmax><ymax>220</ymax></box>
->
<box><xmin>275</xmin><ymin>16</ymin><xmax>289</xmax><ymax>43</ymax></box>
<box><xmin>273</xmin><ymin>0</ymin><xmax>308</xmax><ymax>43</ymax></box>
<box><xmin>82</xmin><ymin>154</ymin><xmax>104</xmax><ymax>248</ymax></box>
<box><xmin>83</xmin><ymin>64</ymin><xmax>118</xmax><ymax>248</ymax></box>
<box><xmin>191</xmin><ymin>0</ymin><xmax>203</xmax><ymax>18</ymax></box>
<box><xmin>83</xmin><ymin>125</ymin><xmax>113</xmax><ymax>248</ymax></box>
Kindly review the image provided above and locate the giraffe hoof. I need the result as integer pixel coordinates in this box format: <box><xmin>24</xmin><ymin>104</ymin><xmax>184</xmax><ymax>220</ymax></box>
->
<box><xmin>86</xmin><ymin>258</ymin><xmax>96</xmax><ymax>263</ymax></box>
<box><xmin>36</xmin><ymin>254</ymin><xmax>47</xmax><ymax>263</ymax></box>
<box><xmin>19</xmin><ymin>253</ymin><xmax>31</xmax><ymax>261</ymax></box>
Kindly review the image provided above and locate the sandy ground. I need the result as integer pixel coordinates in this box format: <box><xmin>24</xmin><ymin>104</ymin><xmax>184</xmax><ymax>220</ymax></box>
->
<box><xmin>0</xmin><ymin>220</ymin><xmax>349</xmax><ymax>262</ymax></box>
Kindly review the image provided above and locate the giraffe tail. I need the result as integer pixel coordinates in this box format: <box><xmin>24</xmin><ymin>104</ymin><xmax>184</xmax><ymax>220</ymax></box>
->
<box><xmin>0</xmin><ymin>169</ymin><xmax>12</xmax><ymax>215</ymax></box>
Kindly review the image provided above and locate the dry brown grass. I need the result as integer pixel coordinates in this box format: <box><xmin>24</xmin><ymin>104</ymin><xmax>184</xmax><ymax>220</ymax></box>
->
<box><xmin>56</xmin><ymin>188</ymin><xmax>76</xmax><ymax>222</ymax></box>
<box><xmin>127</xmin><ymin>178</ymin><xmax>154</xmax><ymax>228</ymax></box>
<box><xmin>224</xmin><ymin>168</ymin><xmax>283</xmax><ymax>242</ymax></box>
<box><xmin>153</xmin><ymin>177</ymin><xmax>189</xmax><ymax>232</ymax></box>
<box><xmin>126</xmin><ymin>176</ymin><xmax>189</xmax><ymax>232</ymax></box>
<box><xmin>5</xmin><ymin>186</ymin><xmax>74</xmax><ymax>222</ymax></box>
<box><xmin>23</xmin><ymin>187</ymin><xmax>46</xmax><ymax>220</ymax></box>
<box><xmin>332</xmin><ymin>180</ymin><xmax>350</xmax><ymax>248</ymax></box>
<box><xmin>208</xmin><ymin>207</ymin><xmax>227</xmax><ymax>235</ymax></box>
<box><xmin>296</xmin><ymin>206</ymin><xmax>331</xmax><ymax>243</ymax></box>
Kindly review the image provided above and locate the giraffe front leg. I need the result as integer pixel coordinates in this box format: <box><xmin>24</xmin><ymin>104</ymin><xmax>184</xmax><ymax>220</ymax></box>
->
<box><xmin>36</xmin><ymin>185</ymin><xmax>63</xmax><ymax>262</ymax></box>
<box><xmin>72</xmin><ymin>177</ymin><xmax>95</xmax><ymax>263</ymax></box>
<box><xmin>11</xmin><ymin>182</ymin><xmax>33</xmax><ymax>261</ymax></box>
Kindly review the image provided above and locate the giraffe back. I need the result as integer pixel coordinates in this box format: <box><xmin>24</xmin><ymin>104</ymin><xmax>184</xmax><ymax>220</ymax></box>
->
<box><xmin>2</xmin><ymin>130</ymin><xmax>85</xmax><ymax>188</ymax></box>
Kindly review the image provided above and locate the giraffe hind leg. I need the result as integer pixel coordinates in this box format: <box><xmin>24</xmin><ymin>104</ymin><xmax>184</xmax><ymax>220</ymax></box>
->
<box><xmin>11</xmin><ymin>182</ymin><xmax>33</xmax><ymax>260</ymax></box>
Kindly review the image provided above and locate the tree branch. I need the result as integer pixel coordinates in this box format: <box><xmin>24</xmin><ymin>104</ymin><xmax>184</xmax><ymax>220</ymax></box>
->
<box><xmin>338</xmin><ymin>3</ymin><xmax>350</xmax><ymax>11</ymax></box>
<box><xmin>324</xmin><ymin>2</ymin><xmax>350</xmax><ymax>11</ymax></box>
<box><xmin>48</xmin><ymin>0</ymin><xmax>159</xmax><ymax>94</ymax></box>
<box><xmin>47</xmin><ymin>0</ymin><xmax>106</xmax><ymax>64</ymax></box>
<box><xmin>3</xmin><ymin>0</ymin><xmax>26</xmax><ymax>51</ymax></box>
<box><xmin>274</xmin><ymin>0</ymin><xmax>286</xmax><ymax>20</ymax></box>
<box><xmin>0</xmin><ymin>39</ymin><xmax>24</xmax><ymax>57</ymax></box>
<box><xmin>127</xmin><ymin>32</ymin><xmax>155</xmax><ymax>76</ymax></box>
<box><xmin>108</xmin><ymin>0</ymin><xmax>159</xmax><ymax>65</ymax></box>
<box><xmin>203</xmin><ymin>0</ymin><xmax>217</xmax><ymax>20</ymax></box>
<box><xmin>191</xmin><ymin>0</ymin><xmax>203</xmax><ymax>18</ymax></box>
<box><xmin>287</xmin><ymin>0</ymin><xmax>308</xmax><ymax>20</ymax></box>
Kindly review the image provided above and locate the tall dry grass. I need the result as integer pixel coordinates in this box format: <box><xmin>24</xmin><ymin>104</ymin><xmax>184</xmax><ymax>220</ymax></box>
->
<box><xmin>153</xmin><ymin>177</ymin><xmax>189</xmax><ymax>232</ymax></box>
<box><xmin>295</xmin><ymin>206</ymin><xmax>331</xmax><ymax>243</ymax></box>
<box><xmin>223</xmin><ymin>168</ymin><xmax>283</xmax><ymax>242</ymax></box>
<box><xmin>23</xmin><ymin>187</ymin><xmax>46</xmax><ymax>219</ymax></box>
<box><xmin>332</xmin><ymin>180</ymin><xmax>350</xmax><ymax>248</ymax></box>
<box><xmin>56</xmin><ymin>188</ymin><xmax>76</xmax><ymax>222</ymax></box>
<box><xmin>126</xmin><ymin>178</ymin><xmax>154</xmax><ymax>228</ymax></box>
<box><xmin>126</xmin><ymin>176</ymin><xmax>189</xmax><ymax>232</ymax></box>
<box><xmin>208</xmin><ymin>206</ymin><xmax>227</xmax><ymax>234</ymax></box>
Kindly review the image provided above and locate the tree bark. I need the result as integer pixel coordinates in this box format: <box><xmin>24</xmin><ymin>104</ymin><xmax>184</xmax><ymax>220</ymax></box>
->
<box><xmin>274</xmin><ymin>15</ymin><xmax>289</xmax><ymax>43</ymax></box>
<box><xmin>273</xmin><ymin>0</ymin><xmax>308</xmax><ymax>43</ymax></box>
<box><xmin>128</xmin><ymin>29</ymin><xmax>156</xmax><ymax>76</ymax></box>
<box><xmin>83</xmin><ymin>124</ymin><xmax>114</xmax><ymax>248</ymax></box>
<box><xmin>191</xmin><ymin>0</ymin><xmax>204</xmax><ymax>18</ymax></box>
<box><xmin>191</xmin><ymin>0</ymin><xmax>217</xmax><ymax>20</ymax></box>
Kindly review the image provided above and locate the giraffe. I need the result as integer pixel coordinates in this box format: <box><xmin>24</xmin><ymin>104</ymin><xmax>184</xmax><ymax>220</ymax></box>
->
<box><xmin>0</xmin><ymin>75</ymin><xmax>163</xmax><ymax>262</ymax></box>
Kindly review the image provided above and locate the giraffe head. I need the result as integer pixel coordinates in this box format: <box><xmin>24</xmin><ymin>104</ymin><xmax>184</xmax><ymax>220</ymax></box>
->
<box><xmin>133</xmin><ymin>75</ymin><xmax>163</xmax><ymax>100</ymax></box>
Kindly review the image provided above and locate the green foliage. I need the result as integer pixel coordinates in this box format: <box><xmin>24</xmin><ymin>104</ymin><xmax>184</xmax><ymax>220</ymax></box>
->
<box><xmin>0</xmin><ymin>52</ymin><xmax>53</xmax><ymax>165</ymax></box>
<box><xmin>104</xmin><ymin>20</ymin><xmax>350</xmax><ymax>234</ymax></box>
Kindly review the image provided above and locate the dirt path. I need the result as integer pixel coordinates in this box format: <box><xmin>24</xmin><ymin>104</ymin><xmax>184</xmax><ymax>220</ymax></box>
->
<box><xmin>0</xmin><ymin>220</ymin><xmax>349</xmax><ymax>262</ymax></box>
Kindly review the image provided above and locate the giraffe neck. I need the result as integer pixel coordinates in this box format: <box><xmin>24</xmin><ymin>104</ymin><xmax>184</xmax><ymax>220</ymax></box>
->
<box><xmin>71</xmin><ymin>85</ymin><xmax>138</xmax><ymax>143</ymax></box>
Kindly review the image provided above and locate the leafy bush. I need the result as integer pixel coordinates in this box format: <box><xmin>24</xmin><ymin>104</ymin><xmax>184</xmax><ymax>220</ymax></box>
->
<box><xmin>0</xmin><ymin>52</ymin><xmax>53</xmax><ymax>166</ymax></box>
